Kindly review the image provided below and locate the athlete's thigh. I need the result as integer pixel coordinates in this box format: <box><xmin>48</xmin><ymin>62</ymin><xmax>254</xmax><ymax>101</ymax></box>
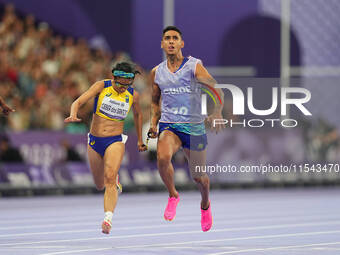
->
<box><xmin>184</xmin><ymin>148</ymin><xmax>207</xmax><ymax>178</ymax></box>
<box><xmin>103</xmin><ymin>142</ymin><xmax>125</xmax><ymax>176</ymax></box>
<box><xmin>87</xmin><ymin>145</ymin><xmax>104</xmax><ymax>187</ymax></box>
<box><xmin>158</xmin><ymin>130</ymin><xmax>182</xmax><ymax>157</ymax></box>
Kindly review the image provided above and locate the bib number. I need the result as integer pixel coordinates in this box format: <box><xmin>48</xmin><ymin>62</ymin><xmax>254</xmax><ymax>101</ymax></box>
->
<box><xmin>170</xmin><ymin>106</ymin><xmax>188</xmax><ymax>115</ymax></box>
<box><xmin>99</xmin><ymin>96</ymin><xmax>130</xmax><ymax>119</ymax></box>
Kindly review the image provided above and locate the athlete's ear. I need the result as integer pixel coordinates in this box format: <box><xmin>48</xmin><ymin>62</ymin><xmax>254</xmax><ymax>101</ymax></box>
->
<box><xmin>161</xmin><ymin>40</ymin><xmax>164</xmax><ymax>49</ymax></box>
<box><xmin>181</xmin><ymin>40</ymin><xmax>184</xmax><ymax>49</ymax></box>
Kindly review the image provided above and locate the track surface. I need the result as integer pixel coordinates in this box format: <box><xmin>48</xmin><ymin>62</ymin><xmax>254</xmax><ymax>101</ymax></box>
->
<box><xmin>1</xmin><ymin>188</ymin><xmax>340</xmax><ymax>255</ymax></box>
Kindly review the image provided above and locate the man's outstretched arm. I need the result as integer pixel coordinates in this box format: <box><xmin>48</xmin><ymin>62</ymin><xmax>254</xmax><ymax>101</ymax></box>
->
<box><xmin>0</xmin><ymin>96</ymin><xmax>15</xmax><ymax>116</ymax></box>
<box><xmin>195</xmin><ymin>63</ymin><xmax>224</xmax><ymax>133</ymax></box>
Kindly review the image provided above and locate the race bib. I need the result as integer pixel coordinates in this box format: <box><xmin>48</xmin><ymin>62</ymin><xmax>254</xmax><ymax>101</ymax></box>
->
<box><xmin>99</xmin><ymin>96</ymin><xmax>130</xmax><ymax>120</ymax></box>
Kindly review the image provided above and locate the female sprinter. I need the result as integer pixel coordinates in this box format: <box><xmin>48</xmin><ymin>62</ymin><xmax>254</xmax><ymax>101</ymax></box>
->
<box><xmin>64</xmin><ymin>62</ymin><xmax>147</xmax><ymax>234</ymax></box>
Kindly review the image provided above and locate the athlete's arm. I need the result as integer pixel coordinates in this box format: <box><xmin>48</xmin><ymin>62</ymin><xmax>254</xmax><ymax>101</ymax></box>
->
<box><xmin>132</xmin><ymin>91</ymin><xmax>147</xmax><ymax>152</ymax></box>
<box><xmin>64</xmin><ymin>81</ymin><xmax>104</xmax><ymax>123</ymax></box>
<box><xmin>0</xmin><ymin>96</ymin><xmax>15</xmax><ymax>116</ymax></box>
<box><xmin>195</xmin><ymin>63</ymin><xmax>225</xmax><ymax>132</ymax></box>
<box><xmin>195</xmin><ymin>63</ymin><xmax>224</xmax><ymax>113</ymax></box>
<box><xmin>148</xmin><ymin>67</ymin><xmax>161</xmax><ymax>138</ymax></box>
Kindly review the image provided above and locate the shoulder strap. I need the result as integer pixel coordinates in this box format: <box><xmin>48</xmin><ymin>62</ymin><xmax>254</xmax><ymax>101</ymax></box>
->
<box><xmin>104</xmin><ymin>80</ymin><xmax>112</xmax><ymax>88</ymax></box>
<box><xmin>127</xmin><ymin>87</ymin><xmax>134</xmax><ymax>95</ymax></box>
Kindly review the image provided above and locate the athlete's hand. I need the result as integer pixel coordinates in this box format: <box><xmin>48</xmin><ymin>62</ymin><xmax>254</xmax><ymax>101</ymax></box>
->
<box><xmin>205</xmin><ymin>112</ymin><xmax>225</xmax><ymax>133</ymax></box>
<box><xmin>1</xmin><ymin>103</ymin><xmax>15</xmax><ymax>116</ymax></box>
<box><xmin>64</xmin><ymin>116</ymin><xmax>82</xmax><ymax>123</ymax></box>
<box><xmin>138</xmin><ymin>142</ymin><xmax>147</xmax><ymax>152</ymax></box>
<box><xmin>147</xmin><ymin>126</ymin><xmax>158</xmax><ymax>138</ymax></box>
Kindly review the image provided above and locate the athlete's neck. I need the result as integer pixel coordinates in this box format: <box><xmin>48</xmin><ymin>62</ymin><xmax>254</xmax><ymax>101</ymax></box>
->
<box><xmin>167</xmin><ymin>53</ymin><xmax>184</xmax><ymax>72</ymax></box>
<box><xmin>112</xmin><ymin>82</ymin><xmax>124</xmax><ymax>94</ymax></box>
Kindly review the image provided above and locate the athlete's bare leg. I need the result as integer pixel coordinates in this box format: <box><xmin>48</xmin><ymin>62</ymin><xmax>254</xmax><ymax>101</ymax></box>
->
<box><xmin>184</xmin><ymin>148</ymin><xmax>212</xmax><ymax>231</ymax></box>
<box><xmin>157</xmin><ymin>130</ymin><xmax>182</xmax><ymax>198</ymax></box>
<box><xmin>103</xmin><ymin>142</ymin><xmax>125</xmax><ymax>213</ymax></box>
<box><xmin>184</xmin><ymin>148</ymin><xmax>210</xmax><ymax>209</ymax></box>
<box><xmin>87</xmin><ymin>145</ymin><xmax>105</xmax><ymax>190</ymax></box>
<box><xmin>87</xmin><ymin>142</ymin><xmax>125</xmax><ymax>234</ymax></box>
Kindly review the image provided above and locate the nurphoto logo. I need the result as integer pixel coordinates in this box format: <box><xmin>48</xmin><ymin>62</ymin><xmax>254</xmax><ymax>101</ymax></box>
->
<box><xmin>202</xmin><ymin>84</ymin><xmax>312</xmax><ymax>128</ymax></box>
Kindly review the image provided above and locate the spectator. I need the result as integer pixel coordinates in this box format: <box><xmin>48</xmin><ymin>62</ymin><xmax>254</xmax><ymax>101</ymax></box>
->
<box><xmin>0</xmin><ymin>95</ymin><xmax>15</xmax><ymax>116</ymax></box>
<box><xmin>0</xmin><ymin>3</ymin><xmax>151</xmax><ymax>133</ymax></box>
<box><xmin>0</xmin><ymin>135</ymin><xmax>23</xmax><ymax>162</ymax></box>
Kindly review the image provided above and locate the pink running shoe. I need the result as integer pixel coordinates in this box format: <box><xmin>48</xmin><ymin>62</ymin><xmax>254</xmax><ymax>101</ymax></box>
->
<box><xmin>201</xmin><ymin>202</ymin><xmax>212</xmax><ymax>232</ymax></box>
<box><xmin>164</xmin><ymin>195</ymin><xmax>180</xmax><ymax>221</ymax></box>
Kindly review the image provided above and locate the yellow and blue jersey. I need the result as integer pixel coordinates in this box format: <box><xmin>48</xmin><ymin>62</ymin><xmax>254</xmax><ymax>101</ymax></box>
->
<box><xmin>93</xmin><ymin>80</ymin><xmax>134</xmax><ymax>121</ymax></box>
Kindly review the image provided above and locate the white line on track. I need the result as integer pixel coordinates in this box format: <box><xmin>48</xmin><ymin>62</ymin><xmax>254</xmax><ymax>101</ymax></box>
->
<box><xmin>206</xmin><ymin>241</ymin><xmax>340</xmax><ymax>255</ymax></box>
<box><xmin>0</xmin><ymin>213</ymin><xmax>197</xmax><ymax>227</ymax></box>
<box><xmin>1</xmin><ymin>213</ymin><xmax>339</xmax><ymax>233</ymax></box>
<box><xmin>0</xmin><ymin>216</ymin><xmax>100</xmax><ymax>225</ymax></box>
<box><xmin>2</xmin><ymin>220</ymin><xmax>340</xmax><ymax>247</ymax></box>
<box><xmin>0</xmin><ymin>222</ymin><xmax>97</xmax><ymax>231</ymax></box>
<box><xmin>160</xmin><ymin>246</ymin><xmax>238</xmax><ymax>250</ymax></box>
<box><xmin>0</xmin><ymin>229</ymin><xmax>98</xmax><ymax>238</ymax></box>
<box><xmin>37</xmin><ymin>247</ymin><xmax>113</xmax><ymax>255</ymax></box>
<box><xmin>5</xmin><ymin>245</ymin><xmax>238</xmax><ymax>250</ymax></box>
<box><xmin>0</xmin><ymin>209</ymin><xmax>337</xmax><ymax>227</ymax></box>
<box><xmin>312</xmin><ymin>247</ymin><xmax>340</xmax><ymax>251</ymax></box>
<box><xmin>35</xmin><ymin>233</ymin><xmax>340</xmax><ymax>255</ymax></box>
<box><xmin>115</xmin><ymin>231</ymin><xmax>340</xmax><ymax>249</ymax></box>
<box><xmin>2</xmin><ymin>246</ymin><xmax>72</xmax><ymax>249</ymax></box>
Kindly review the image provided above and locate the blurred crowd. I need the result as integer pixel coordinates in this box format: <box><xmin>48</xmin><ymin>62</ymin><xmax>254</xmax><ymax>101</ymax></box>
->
<box><xmin>0</xmin><ymin>3</ymin><xmax>151</xmax><ymax>133</ymax></box>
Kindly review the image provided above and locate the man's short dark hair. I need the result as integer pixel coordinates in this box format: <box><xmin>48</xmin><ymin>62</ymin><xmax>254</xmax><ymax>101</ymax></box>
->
<box><xmin>162</xmin><ymin>26</ymin><xmax>182</xmax><ymax>38</ymax></box>
<box><xmin>112</xmin><ymin>62</ymin><xmax>140</xmax><ymax>76</ymax></box>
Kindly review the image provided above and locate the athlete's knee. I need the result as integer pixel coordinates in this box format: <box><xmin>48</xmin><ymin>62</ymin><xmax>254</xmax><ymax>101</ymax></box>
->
<box><xmin>104</xmin><ymin>175</ymin><xmax>117</xmax><ymax>186</ymax></box>
<box><xmin>92</xmin><ymin>176</ymin><xmax>104</xmax><ymax>190</ymax></box>
<box><xmin>157</xmin><ymin>152</ymin><xmax>172</xmax><ymax>168</ymax></box>
<box><xmin>95</xmin><ymin>183</ymin><xmax>105</xmax><ymax>191</ymax></box>
<box><xmin>193</xmin><ymin>174</ymin><xmax>209</xmax><ymax>185</ymax></box>
<box><xmin>103</xmin><ymin>165</ymin><xmax>117</xmax><ymax>186</ymax></box>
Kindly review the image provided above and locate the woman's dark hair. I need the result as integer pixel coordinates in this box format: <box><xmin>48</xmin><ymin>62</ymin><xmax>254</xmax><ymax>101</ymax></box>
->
<box><xmin>111</xmin><ymin>62</ymin><xmax>140</xmax><ymax>76</ymax></box>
